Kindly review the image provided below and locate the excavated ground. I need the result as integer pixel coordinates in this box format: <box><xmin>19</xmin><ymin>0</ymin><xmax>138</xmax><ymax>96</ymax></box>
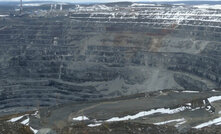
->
<box><xmin>1</xmin><ymin>89</ymin><xmax>221</xmax><ymax>134</ymax></box>
<box><xmin>0</xmin><ymin>3</ymin><xmax>221</xmax><ymax>116</ymax></box>
<box><xmin>0</xmin><ymin>3</ymin><xmax>221</xmax><ymax>133</ymax></box>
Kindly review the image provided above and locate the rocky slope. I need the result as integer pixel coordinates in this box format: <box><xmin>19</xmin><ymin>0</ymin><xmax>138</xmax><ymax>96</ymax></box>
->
<box><xmin>0</xmin><ymin>3</ymin><xmax>221</xmax><ymax>115</ymax></box>
<box><xmin>1</xmin><ymin>89</ymin><xmax>221</xmax><ymax>134</ymax></box>
<box><xmin>60</xmin><ymin>121</ymin><xmax>221</xmax><ymax>134</ymax></box>
<box><xmin>1</xmin><ymin>121</ymin><xmax>221</xmax><ymax>134</ymax></box>
<box><xmin>0</xmin><ymin>121</ymin><xmax>33</xmax><ymax>134</ymax></box>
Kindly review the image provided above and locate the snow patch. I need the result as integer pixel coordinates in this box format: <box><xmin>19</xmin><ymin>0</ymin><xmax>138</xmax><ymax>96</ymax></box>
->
<box><xmin>190</xmin><ymin>107</ymin><xmax>201</xmax><ymax>111</ymax></box>
<box><xmin>23</xmin><ymin>4</ymin><xmax>43</xmax><ymax>7</ymax></box>
<box><xmin>88</xmin><ymin>123</ymin><xmax>102</xmax><ymax>127</ymax></box>
<box><xmin>31</xmin><ymin>111</ymin><xmax>39</xmax><ymax>118</ymax></box>
<box><xmin>131</xmin><ymin>3</ymin><xmax>156</xmax><ymax>7</ymax></box>
<box><xmin>30</xmin><ymin>127</ymin><xmax>38</xmax><ymax>134</ymax></box>
<box><xmin>7</xmin><ymin>115</ymin><xmax>25</xmax><ymax>122</ymax></box>
<box><xmin>87</xmin><ymin>106</ymin><xmax>188</xmax><ymax>127</ymax></box>
<box><xmin>194</xmin><ymin>5</ymin><xmax>221</xmax><ymax>10</ymax></box>
<box><xmin>173</xmin><ymin>3</ymin><xmax>185</xmax><ymax>6</ymax></box>
<box><xmin>175</xmin><ymin>120</ymin><xmax>187</xmax><ymax>127</ymax></box>
<box><xmin>80</xmin><ymin>95</ymin><xmax>221</xmax><ymax>128</ymax></box>
<box><xmin>203</xmin><ymin>100</ymin><xmax>206</xmax><ymax>105</ymax></box>
<box><xmin>186</xmin><ymin>103</ymin><xmax>191</xmax><ymax>106</ymax></box>
<box><xmin>154</xmin><ymin>118</ymin><xmax>185</xmax><ymax>125</ymax></box>
<box><xmin>73</xmin><ymin>116</ymin><xmax>89</xmax><ymax>121</ymax></box>
<box><xmin>216</xmin><ymin>122</ymin><xmax>221</xmax><ymax>125</ymax></box>
<box><xmin>106</xmin><ymin>106</ymin><xmax>187</xmax><ymax>122</ymax></box>
<box><xmin>194</xmin><ymin>117</ymin><xmax>221</xmax><ymax>129</ymax></box>
<box><xmin>21</xmin><ymin>118</ymin><xmax>30</xmax><ymax>125</ymax></box>
<box><xmin>0</xmin><ymin>15</ymin><xmax>9</xmax><ymax>17</ymax></box>
<box><xmin>75</xmin><ymin>4</ymin><xmax>112</xmax><ymax>12</ymax></box>
<box><xmin>208</xmin><ymin>96</ymin><xmax>221</xmax><ymax>103</ymax></box>
<box><xmin>182</xmin><ymin>91</ymin><xmax>199</xmax><ymax>93</ymax></box>
<box><xmin>7</xmin><ymin>112</ymin><xmax>39</xmax><ymax>134</ymax></box>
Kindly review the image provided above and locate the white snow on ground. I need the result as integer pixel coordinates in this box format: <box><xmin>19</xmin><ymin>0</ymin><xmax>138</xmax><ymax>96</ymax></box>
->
<box><xmin>193</xmin><ymin>117</ymin><xmax>221</xmax><ymax>129</ymax></box>
<box><xmin>21</xmin><ymin>117</ymin><xmax>30</xmax><ymax>125</ymax></box>
<box><xmin>154</xmin><ymin>118</ymin><xmax>185</xmax><ymax>125</ymax></box>
<box><xmin>83</xmin><ymin>93</ymin><xmax>221</xmax><ymax>127</ymax></box>
<box><xmin>32</xmin><ymin>111</ymin><xmax>38</xmax><ymax>116</ymax></box>
<box><xmin>23</xmin><ymin>4</ymin><xmax>43</xmax><ymax>7</ymax></box>
<box><xmin>86</xmin><ymin>94</ymin><xmax>221</xmax><ymax>127</ymax></box>
<box><xmin>173</xmin><ymin>3</ymin><xmax>185</xmax><ymax>6</ymax></box>
<box><xmin>203</xmin><ymin>100</ymin><xmax>206</xmax><ymax>105</ymax></box>
<box><xmin>73</xmin><ymin>93</ymin><xmax>221</xmax><ymax>127</ymax></box>
<box><xmin>70</xmin><ymin>3</ymin><xmax>221</xmax><ymax>27</ymax></box>
<box><xmin>87</xmin><ymin>106</ymin><xmax>187</xmax><ymax>127</ymax></box>
<box><xmin>186</xmin><ymin>103</ymin><xmax>191</xmax><ymax>106</ymax></box>
<box><xmin>7</xmin><ymin>115</ymin><xmax>25</xmax><ymax>122</ymax></box>
<box><xmin>131</xmin><ymin>3</ymin><xmax>156</xmax><ymax>7</ymax></box>
<box><xmin>30</xmin><ymin>127</ymin><xmax>38</xmax><ymax>134</ymax></box>
<box><xmin>73</xmin><ymin>116</ymin><xmax>89</xmax><ymax>121</ymax></box>
<box><xmin>7</xmin><ymin>112</ymin><xmax>39</xmax><ymax>134</ymax></box>
<box><xmin>182</xmin><ymin>91</ymin><xmax>200</xmax><ymax>93</ymax></box>
<box><xmin>106</xmin><ymin>107</ymin><xmax>186</xmax><ymax>122</ymax></box>
<box><xmin>175</xmin><ymin>120</ymin><xmax>187</xmax><ymax>127</ymax></box>
<box><xmin>194</xmin><ymin>5</ymin><xmax>221</xmax><ymax>10</ymax></box>
<box><xmin>216</xmin><ymin>122</ymin><xmax>221</xmax><ymax>125</ymax></box>
<box><xmin>88</xmin><ymin>123</ymin><xmax>102</xmax><ymax>127</ymax></box>
<box><xmin>31</xmin><ymin>111</ymin><xmax>39</xmax><ymax>118</ymax></box>
<box><xmin>75</xmin><ymin>4</ymin><xmax>112</xmax><ymax>12</ymax></box>
<box><xmin>190</xmin><ymin>107</ymin><xmax>201</xmax><ymax>111</ymax></box>
<box><xmin>208</xmin><ymin>96</ymin><xmax>221</xmax><ymax>103</ymax></box>
<box><xmin>0</xmin><ymin>15</ymin><xmax>9</xmax><ymax>17</ymax></box>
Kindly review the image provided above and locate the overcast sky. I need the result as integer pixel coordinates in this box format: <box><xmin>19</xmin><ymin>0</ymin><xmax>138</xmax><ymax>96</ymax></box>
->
<box><xmin>0</xmin><ymin>0</ymin><xmax>220</xmax><ymax>3</ymax></box>
<box><xmin>1</xmin><ymin>0</ymin><xmax>220</xmax><ymax>2</ymax></box>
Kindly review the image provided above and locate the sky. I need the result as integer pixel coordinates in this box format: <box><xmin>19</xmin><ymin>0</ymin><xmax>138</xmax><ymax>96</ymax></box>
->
<box><xmin>0</xmin><ymin>0</ymin><xmax>220</xmax><ymax>2</ymax></box>
<box><xmin>0</xmin><ymin>0</ymin><xmax>220</xmax><ymax>3</ymax></box>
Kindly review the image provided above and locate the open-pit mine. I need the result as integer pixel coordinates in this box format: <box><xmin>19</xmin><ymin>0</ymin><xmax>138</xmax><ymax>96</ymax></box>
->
<box><xmin>0</xmin><ymin>1</ymin><xmax>221</xmax><ymax>134</ymax></box>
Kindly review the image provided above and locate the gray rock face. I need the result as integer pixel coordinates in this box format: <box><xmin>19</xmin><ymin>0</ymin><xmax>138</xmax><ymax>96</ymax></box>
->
<box><xmin>0</xmin><ymin>3</ymin><xmax>220</xmax><ymax>115</ymax></box>
<box><xmin>37</xmin><ymin>128</ymin><xmax>56</xmax><ymax>134</ymax></box>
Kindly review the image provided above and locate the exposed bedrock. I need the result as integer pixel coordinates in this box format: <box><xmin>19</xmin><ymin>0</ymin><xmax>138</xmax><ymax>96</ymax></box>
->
<box><xmin>0</xmin><ymin>6</ymin><xmax>221</xmax><ymax>115</ymax></box>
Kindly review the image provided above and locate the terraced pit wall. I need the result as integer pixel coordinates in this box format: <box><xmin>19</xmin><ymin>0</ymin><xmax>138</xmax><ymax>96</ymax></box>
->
<box><xmin>0</xmin><ymin>13</ymin><xmax>220</xmax><ymax>115</ymax></box>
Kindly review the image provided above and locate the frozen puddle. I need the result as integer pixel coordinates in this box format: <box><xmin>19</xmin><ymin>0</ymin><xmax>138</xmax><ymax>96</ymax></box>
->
<box><xmin>7</xmin><ymin>111</ymin><xmax>39</xmax><ymax>134</ymax></box>
<box><xmin>194</xmin><ymin>117</ymin><xmax>221</xmax><ymax>129</ymax></box>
